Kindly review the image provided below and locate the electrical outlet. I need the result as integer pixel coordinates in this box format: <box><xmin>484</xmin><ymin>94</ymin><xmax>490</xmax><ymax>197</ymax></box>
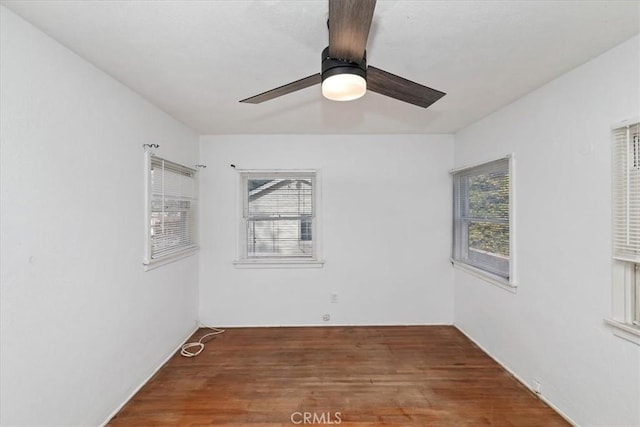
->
<box><xmin>330</xmin><ymin>293</ymin><xmax>338</xmax><ymax>303</ymax></box>
<box><xmin>533</xmin><ymin>379</ymin><xmax>542</xmax><ymax>394</ymax></box>
<box><xmin>322</xmin><ymin>314</ymin><xmax>330</xmax><ymax>321</ymax></box>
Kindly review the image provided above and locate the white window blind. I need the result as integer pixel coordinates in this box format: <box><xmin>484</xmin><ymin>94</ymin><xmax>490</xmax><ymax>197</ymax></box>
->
<box><xmin>608</xmin><ymin>121</ymin><xmax>640</xmax><ymax>342</ymax></box>
<box><xmin>147</xmin><ymin>156</ymin><xmax>198</xmax><ymax>262</ymax></box>
<box><xmin>453</xmin><ymin>158</ymin><xmax>511</xmax><ymax>279</ymax></box>
<box><xmin>242</xmin><ymin>173</ymin><xmax>315</xmax><ymax>259</ymax></box>
<box><xmin>613</xmin><ymin>122</ymin><xmax>640</xmax><ymax>263</ymax></box>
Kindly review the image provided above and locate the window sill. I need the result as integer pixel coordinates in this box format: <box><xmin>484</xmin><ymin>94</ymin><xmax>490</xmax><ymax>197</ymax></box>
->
<box><xmin>604</xmin><ymin>318</ymin><xmax>640</xmax><ymax>346</ymax></box>
<box><xmin>143</xmin><ymin>248</ymin><xmax>199</xmax><ymax>271</ymax></box>
<box><xmin>451</xmin><ymin>259</ymin><xmax>517</xmax><ymax>293</ymax></box>
<box><xmin>233</xmin><ymin>259</ymin><xmax>325</xmax><ymax>269</ymax></box>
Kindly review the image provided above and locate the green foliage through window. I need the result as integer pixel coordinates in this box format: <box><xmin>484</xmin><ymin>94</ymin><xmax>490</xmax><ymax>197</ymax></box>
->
<box><xmin>466</xmin><ymin>170</ymin><xmax>509</xmax><ymax>257</ymax></box>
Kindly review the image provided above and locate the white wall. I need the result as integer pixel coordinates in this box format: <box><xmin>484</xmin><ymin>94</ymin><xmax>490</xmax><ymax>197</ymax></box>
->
<box><xmin>0</xmin><ymin>7</ymin><xmax>200</xmax><ymax>426</ymax></box>
<box><xmin>453</xmin><ymin>35</ymin><xmax>640</xmax><ymax>427</ymax></box>
<box><xmin>199</xmin><ymin>135</ymin><xmax>454</xmax><ymax>327</ymax></box>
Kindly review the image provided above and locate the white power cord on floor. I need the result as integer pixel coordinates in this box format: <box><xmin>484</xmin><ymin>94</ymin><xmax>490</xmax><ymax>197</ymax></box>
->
<box><xmin>180</xmin><ymin>327</ymin><xmax>225</xmax><ymax>357</ymax></box>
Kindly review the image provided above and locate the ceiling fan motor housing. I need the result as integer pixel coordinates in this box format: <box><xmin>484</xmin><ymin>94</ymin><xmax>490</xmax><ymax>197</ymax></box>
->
<box><xmin>321</xmin><ymin>46</ymin><xmax>366</xmax><ymax>81</ymax></box>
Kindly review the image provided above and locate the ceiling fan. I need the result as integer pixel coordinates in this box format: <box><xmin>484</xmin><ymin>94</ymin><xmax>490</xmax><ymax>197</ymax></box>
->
<box><xmin>239</xmin><ymin>0</ymin><xmax>446</xmax><ymax>108</ymax></box>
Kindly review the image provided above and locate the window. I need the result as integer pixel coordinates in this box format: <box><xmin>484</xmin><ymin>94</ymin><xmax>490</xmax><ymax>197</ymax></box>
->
<box><xmin>607</xmin><ymin>120</ymin><xmax>640</xmax><ymax>343</ymax></box>
<box><xmin>144</xmin><ymin>155</ymin><xmax>198</xmax><ymax>268</ymax></box>
<box><xmin>300</xmin><ymin>216</ymin><xmax>312</xmax><ymax>241</ymax></box>
<box><xmin>452</xmin><ymin>157</ymin><xmax>513</xmax><ymax>287</ymax></box>
<box><xmin>235</xmin><ymin>170</ymin><xmax>323</xmax><ymax>267</ymax></box>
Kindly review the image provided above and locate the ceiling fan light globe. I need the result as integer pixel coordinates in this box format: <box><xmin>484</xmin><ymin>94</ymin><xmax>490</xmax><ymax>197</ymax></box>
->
<box><xmin>322</xmin><ymin>73</ymin><xmax>366</xmax><ymax>101</ymax></box>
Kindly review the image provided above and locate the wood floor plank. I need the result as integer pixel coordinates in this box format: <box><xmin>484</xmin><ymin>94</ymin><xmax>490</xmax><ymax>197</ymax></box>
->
<box><xmin>109</xmin><ymin>326</ymin><xmax>569</xmax><ymax>426</ymax></box>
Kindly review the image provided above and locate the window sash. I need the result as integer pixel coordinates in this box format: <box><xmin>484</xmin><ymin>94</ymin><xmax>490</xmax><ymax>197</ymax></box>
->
<box><xmin>635</xmin><ymin>264</ymin><xmax>640</xmax><ymax>325</ymax></box>
<box><xmin>453</xmin><ymin>158</ymin><xmax>510</xmax><ymax>279</ymax></box>
<box><xmin>240</xmin><ymin>172</ymin><xmax>316</xmax><ymax>260</ymax></box>
<box><xmin>147</xmin><ymin>156</ymin><xmax>198</xmax><ymax>261</ymax></box>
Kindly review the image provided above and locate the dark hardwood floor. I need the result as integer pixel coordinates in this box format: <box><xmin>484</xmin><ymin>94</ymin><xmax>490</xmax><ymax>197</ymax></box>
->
<box><xmin>109</xmin><ymin>326</ymin><xmax>569</xmax><ymax>426</ymax></box>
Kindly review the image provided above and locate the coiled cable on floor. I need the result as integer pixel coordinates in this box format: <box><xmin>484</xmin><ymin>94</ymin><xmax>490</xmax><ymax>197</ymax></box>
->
<box><xmin>180</xmin><ymin>327</ymin><xmax>225</xmax><ymax>357</ymax></box>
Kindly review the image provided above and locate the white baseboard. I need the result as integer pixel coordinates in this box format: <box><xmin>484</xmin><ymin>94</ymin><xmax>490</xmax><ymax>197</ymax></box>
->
<box><xmin>100</xmin><ymin>324</ymin><xmax>199</xmax><ymax>426</ymax></box>
<box><xmin>454</xmin><ymin>325</ymin><xmax>578</xmax><ymax>426</ymax></box>
<box><xmin>198</xmin><ymin>322</ymin><xmax>453</xmax><ymax>328</ymax></box>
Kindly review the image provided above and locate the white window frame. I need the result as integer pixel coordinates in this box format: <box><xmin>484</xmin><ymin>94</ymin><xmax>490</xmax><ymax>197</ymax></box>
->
<box><xmin>606</xmin><ymin>118</ymin><xmax>640</xmax><ymax>345</ymax></box>
<box><xmin>143</xmin><ymin>152</ymin><xmax>199</xmax><ymax>270</ymax></box>
<box><xmin>233</xmin><ymin>169</ymin><xmax>324</xmax><ymax>269</ymax></box>
<box><xmin>450</xmin><ymin>155</ymin><xmax>516</xmax><ymax>291</ymax></box>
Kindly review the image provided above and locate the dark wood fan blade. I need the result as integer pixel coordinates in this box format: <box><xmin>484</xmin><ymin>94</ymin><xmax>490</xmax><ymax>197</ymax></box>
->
<box><xmin>240</xmin><ymin>74</ymin><xmax>322</xmax><ymax>104</ymax></box>
<box><xmin>328</xmin><ymin>0</ymin><xmax>376</xmax><ymax>62</ymax></box>
<box><xmin>367</xmin><ymin>66</ymin><xmax>446</xmax><ymax>108</ymax></box>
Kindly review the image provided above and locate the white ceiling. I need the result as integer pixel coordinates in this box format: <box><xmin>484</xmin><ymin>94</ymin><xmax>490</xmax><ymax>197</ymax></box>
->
<box><xmin>2</xmin><ymin>0</ymin><xmax>639</xmax><ymax>135</ymax></box>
